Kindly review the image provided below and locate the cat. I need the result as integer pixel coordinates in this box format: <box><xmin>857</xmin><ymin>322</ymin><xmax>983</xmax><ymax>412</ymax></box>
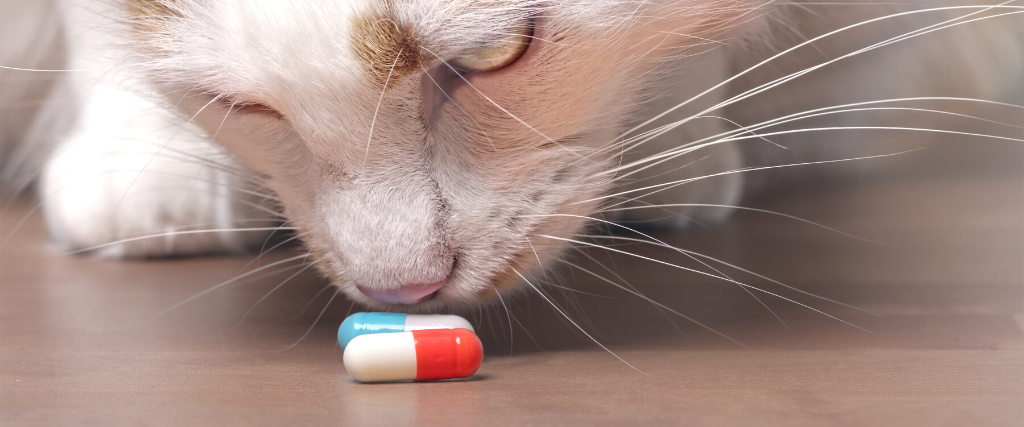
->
<box><xmin>1</xmin><ymin>0</ymin><xmax>1020</xmax><ymax>312</ymax></box>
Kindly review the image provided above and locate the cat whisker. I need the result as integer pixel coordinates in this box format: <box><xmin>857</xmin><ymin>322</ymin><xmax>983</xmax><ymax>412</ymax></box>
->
<box><xmin>586</xmin><ymin>233</ymin><xmax>886</xmax><ymax>319</ymax></box>
<box><xmin>538</xmin><ymin>234</ymin><xmax>868</xmax><ymax>332</ymax></box>
<box><xmin>527</xmin><ymin>212</ymin><xmax>787</xmax><ymax>326</ymax></box>
<box><xmin>253</xmin><ymin>222</ymin><xmax>303</xmax><ymax>269</ymax></box>
<box><xmin>276</xmin><ymin>288</ymin><xmax>339</xmax><ymax>352</ymax></box>
<box><xmin>697</xmin><ymin>6</ymin><xmax>1024</xmax><ymax>127</ymax></box>
<box><xmin>567</xmin><ymin>246</ymin><xmax>691</xmax><ymax>340</ymax></box>
<box><xmin>240</xmin><ymin>259</ymin><xmax>318</xmax><ymax>325</ymax></box>
<box><xmin>0</xmin><ymin>62</ymin><xmax>162</xmax><ymax>73</ymax></box>
<box><xmin>593</xmin><ymin>4</ymin><xmax>1022</xmax><ymax>162</ymax></box>
<box><xmin>287</xmin><ymin>283</ymin><xmax>338</xmax><ymax>323</ymax></box>
<box><xmin>48</xmin><ymin>170</ymin><xmax>283</xmax><ymax>218</ymax></box>
<box><xmin>1</xmin><ymin>185</ymin><xmax>283</xmax><ymax>256</ymax></box>
<box><xmin>597</xmin><ymin>203</ymin><xmax>879</xmax><ymax>243</ymax></box>
<box><xmin>229</xmin><ymin>216</ymin><xmax>312</xmax><ymax>276</ymax></box>
<box><xmin>510</xmin><ymin>264</ymin><xmax>648</xmax><ymax>374</ymax></box>
<box><xmin>562</xmin><ymin>253</ymin><xmax>744</xmax><ymax>344</ymax></box>
<box><xmin>102</xmin><ymin>92</ymin><xmax>231</xmax><ymax>230</ymax></box>
<box><xmin>42</xmin><ymin>227</ymin><xmax>296</xmax><ymax>257</ymax></box>
<box><xmin>491</xmin><ymin>286</ymin><xmax>516</xmax><ymax>357</ymax></box>
<box><xmin>181</xmin><ymin>100</ymin><xmax>239</xmax><ymax>206</ymax></box>
<box><xmin>508</xmin><ymin>218</ymin><xmax>544</xmax><ymax>268</ymax></box>
<box><xmin>141</xmin><ymin>253</ymin><xmax>311</xmax><ymax>324</ymax></box>
<box><xmin>0</xmin><ymin>131</ymin><xmax>271</xmax><ymax>227</ymax></box>
<box><xmin>523</xmin><ymin>212</ymin><xmax>731</xmax><ymax>278</ymax></box>
<box><xmin>493</xmin><ymin>292</ymin><xmax>547</xmax><ymax>352</ymax></box>
<box><xmin>610</xmin><ymin>98</ymin><xmax>1023</xmax><ymax>177</ymax></box>
<box><xmin>97</xmin><ymin>140</ymin><xmax>270</xmax><ymax>184</ymax></box>
<box><xmin>581</xmin><ymin>149</ymin><xmax>923</xmax><ymax>209</ymax></box>
<box><xmin>50</xmin><ymin>164</ymin><xmax>280</xmax><ymax>202</ymax></box>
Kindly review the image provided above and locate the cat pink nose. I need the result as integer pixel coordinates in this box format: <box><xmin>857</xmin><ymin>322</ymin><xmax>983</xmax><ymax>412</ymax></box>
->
<box><xmin>356</xmin><ymin>279</ymin><xmax>447</xmax><ymax>305</ymax></box>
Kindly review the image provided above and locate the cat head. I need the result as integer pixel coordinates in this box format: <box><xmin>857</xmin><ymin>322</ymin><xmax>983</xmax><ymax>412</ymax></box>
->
<box><xmin>123</xmin><ymin>0</ymin><xmax>763</xmax><ymax>311</ymax></box>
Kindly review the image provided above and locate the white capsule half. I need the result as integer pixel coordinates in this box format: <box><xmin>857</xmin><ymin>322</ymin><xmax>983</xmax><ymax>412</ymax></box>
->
<box><xmin>403</xmin><ymin>314</ymin><xmax>474</xmax><ymax>332</ymax></box>
<box><xmin>344</xmin><ymin>329</ymin><xmax>484</xmax><ymax>383</ymax></box>
<box><xmin>343</xmin><ymin>332</ymin><xmax>418</xmax><ymax>383</ymax></box>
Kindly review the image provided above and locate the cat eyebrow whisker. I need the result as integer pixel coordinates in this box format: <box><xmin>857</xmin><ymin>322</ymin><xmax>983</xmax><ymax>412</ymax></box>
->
<box><xmin>363</xmin><ymin>47</ymin><xmax>405</xmax><ymax>170</ymax></box>
<box><xmin>419</xmin><ymin>46</ymin><xmax>583</xmax><ymax>156</ymax></box>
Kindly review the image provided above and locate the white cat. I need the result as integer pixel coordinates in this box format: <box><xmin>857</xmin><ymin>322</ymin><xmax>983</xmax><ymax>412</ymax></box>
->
<box><xmin>1</xmin><ymin>0</ymin><xmax>1020</xmax><ymax>311</ymax></box>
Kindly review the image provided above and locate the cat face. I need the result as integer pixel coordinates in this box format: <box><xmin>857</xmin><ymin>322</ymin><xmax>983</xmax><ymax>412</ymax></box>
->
<box><xmin>126</xmin><ymin>0</ymin><xmax>759</xmax><ymax>310</ymax></box>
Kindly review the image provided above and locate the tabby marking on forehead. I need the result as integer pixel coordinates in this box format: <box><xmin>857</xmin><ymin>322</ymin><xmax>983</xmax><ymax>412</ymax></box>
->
<box><xmin>124</xmin><ymin>0</ymin><xmax>181</xmax><ymax>53</ymax></box>
<box><xmin>351</xmin><ymin>4</ymin><xmax>425</xmax><ymax>87</ymax></box>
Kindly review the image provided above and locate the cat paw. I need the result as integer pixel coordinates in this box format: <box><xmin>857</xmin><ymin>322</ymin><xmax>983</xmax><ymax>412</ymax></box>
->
<box><xmin>40</xmin><ymin>93</ymin><xmax>275</xmax><ymax>258</ymax></box>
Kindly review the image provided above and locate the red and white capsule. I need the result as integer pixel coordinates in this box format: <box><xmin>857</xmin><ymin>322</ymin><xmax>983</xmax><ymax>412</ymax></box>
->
<box><xmin>343</xmin><ymin>328</ymin><xmax>483</xmax><ymax>382</ymax></box>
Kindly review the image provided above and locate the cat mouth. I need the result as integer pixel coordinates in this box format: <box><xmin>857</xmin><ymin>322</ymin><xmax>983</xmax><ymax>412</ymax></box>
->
<box><xmin>355</xmin><ymin>279</ymin><xmax>448</xmax><ymax>306</ymax></box>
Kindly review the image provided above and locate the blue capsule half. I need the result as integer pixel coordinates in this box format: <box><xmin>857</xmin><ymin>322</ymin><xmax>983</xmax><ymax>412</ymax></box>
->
<box><xmin>338</xmin><ymin>312</ymin><xmax>474</xmax><ymax>349</ymax></box>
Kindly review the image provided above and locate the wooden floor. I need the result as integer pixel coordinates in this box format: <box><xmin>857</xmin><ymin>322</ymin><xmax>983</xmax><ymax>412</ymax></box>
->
<box><xmin>1</xmin><ymin>142</ymin><xmax>1021</xmax><ymax>426</ymax></box>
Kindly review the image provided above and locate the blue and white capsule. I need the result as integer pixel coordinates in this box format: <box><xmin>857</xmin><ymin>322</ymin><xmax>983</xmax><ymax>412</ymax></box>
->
<box><xmin>338</xmin><ymin>312</ymin><xmax>475</xmax><ymax>349</ymax></box>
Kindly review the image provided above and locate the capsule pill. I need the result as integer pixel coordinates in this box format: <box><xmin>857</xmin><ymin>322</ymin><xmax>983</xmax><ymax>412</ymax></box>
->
<box><xmin>337</xmin><ymin>312</ymin><xmax>474</xmax><ymax>349</ymax></box>
<box><xmin>343</xmin><ymin>328</ymin><xmax>483</xmax><ymax>382</ymax></box>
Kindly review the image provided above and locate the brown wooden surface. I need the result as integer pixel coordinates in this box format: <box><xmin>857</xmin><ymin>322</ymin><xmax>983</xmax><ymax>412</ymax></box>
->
<box><xmin>1</xmin><ymin>142</ymin><xmax>1022</xmax><ymax>426</ymax></box>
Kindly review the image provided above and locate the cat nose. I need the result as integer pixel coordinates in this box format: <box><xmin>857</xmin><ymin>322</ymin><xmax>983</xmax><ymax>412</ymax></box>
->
<box><xmin>356</xmin><ymin>279</ymin><xmax>447</xmax><ymax>305</ymax></box>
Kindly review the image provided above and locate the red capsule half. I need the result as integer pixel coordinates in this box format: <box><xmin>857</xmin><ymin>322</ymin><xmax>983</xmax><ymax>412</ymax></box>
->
<box><xmin>413</xmin><ymin>328</ymin><xmax>483</xmax><ymax>381</ymax></box>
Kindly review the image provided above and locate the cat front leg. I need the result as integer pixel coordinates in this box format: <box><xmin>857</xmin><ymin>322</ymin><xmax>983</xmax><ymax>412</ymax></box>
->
<box><xmin>39</xmin><ymin>81</ymin><xmax>276</xmax><ymax>258</ymax></box>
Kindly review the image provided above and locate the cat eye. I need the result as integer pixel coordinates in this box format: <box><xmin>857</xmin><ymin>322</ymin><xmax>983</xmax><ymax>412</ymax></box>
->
<box><xmin>227</xmin><ymin>99</ymin><xmax>284</xmax><ymax>119</ymax></box>
<box><xmin>449</xmin><ymin>19</ymin><xmax>533</xmax><ymax>72</ymax></box>
<box><xmin>233</xmin><ymin>102</ymin><xmax>283</xmax><ymax>118</ymax></box>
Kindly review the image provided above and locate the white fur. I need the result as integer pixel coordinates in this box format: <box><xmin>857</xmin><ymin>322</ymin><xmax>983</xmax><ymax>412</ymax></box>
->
<box><xmin>1</xmin><ymin>0</ymin><xmax>1020</xmax><ymax>309</ymax></box>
